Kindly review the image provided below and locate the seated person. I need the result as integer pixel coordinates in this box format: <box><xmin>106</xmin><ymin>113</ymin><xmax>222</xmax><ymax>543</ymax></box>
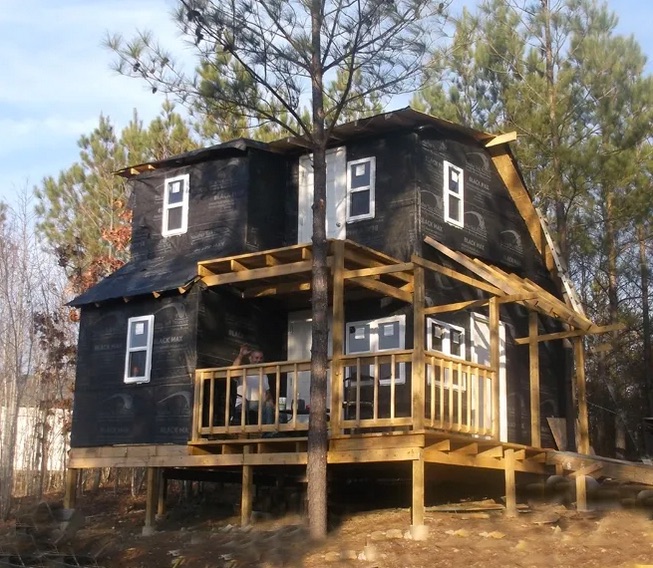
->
<box><xmin>232</xmin><ymin>344</ymin><xmax>274</xmax><ymax>425</ymax></box>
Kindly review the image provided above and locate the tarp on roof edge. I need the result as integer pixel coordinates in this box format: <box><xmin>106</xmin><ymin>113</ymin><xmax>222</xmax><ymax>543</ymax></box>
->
<box><xmin>68</xmin><ymin>256</ymin><xmax>200</xmax><ymax>307</ymax></box>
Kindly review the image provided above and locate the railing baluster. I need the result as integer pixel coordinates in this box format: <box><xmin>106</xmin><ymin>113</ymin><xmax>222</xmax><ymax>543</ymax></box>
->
<box><xmin>355</xmin><ymin>357</ymin><xmax>361</xmax><ymax>424</ymax></box>
<box><xmin>374</xmin><ymin>355</ymin><xmax>379</xmax><ymax>420</ymax></box>
<box><xmin>208</xmin><ymin>374</ymin><xmax>215</xmax><ymax>436</ymax></box>
<box><xmin>457</xmin><ymin>361</ymin><xmax>462</xmax><ymax>430</ymax></box>
<box><xmin>466</xmin><ymin>367</ymin><xmax>472</xmax><ymax>433</ymax></box>
<box><xmin>225</xmin><ymin>369</ymin><xmax>232</xmax><ymax>432</ymax></box>
<box><xmin>390</xmin><ymin>354</ymin><xmax>396</xmax><ymax>420</ymax></box>
<box><xmin>293</xmin><ymin>363</ymin><xmax>299</xmax><ymax>426</ymax></box>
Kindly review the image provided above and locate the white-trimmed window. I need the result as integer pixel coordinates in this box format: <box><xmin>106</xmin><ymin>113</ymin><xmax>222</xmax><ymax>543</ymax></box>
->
<box><xmin>124</xmin><ymin>315</ymin><xmax>154</xmax><ymax>384</ymax></box>
<box><xmin>162</xmin><ymin>174</ymin><xmax>190</xmax><ymax>236</ymax></box>
<box><xmin>443</xmin><ymin>161</ymin><xmax>464</xmax><ymax>227</ymax></box>
<box><xmin>426</xmin><ymin>318</ymin><xmax>466</xmax><ymax>390</ymax></box>
<box><xmin>346</xmin><ymin>314</ymin><xmax>405</xmax><ymax>384</ymax></box>
<box><xmin>346</xmin><ymin>157</ymin><xmax>376</xmax><ymax>222</ymax></box>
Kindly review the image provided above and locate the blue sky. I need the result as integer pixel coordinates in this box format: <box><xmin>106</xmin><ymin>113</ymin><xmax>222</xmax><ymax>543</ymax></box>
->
<box><xmin>0</xmin><ymin>0</ymin><xmax>651</xmax><ymax>206</ymax></box>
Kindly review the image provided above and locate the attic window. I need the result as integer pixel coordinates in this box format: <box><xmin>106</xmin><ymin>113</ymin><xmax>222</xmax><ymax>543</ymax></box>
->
<box><xmin>346</xmin><ymin>157</ymin><xmax>376</xmax><ymax>222</ymax></box>
<box><xmin>162</xmin><ymin>174</ymin><xmax>190</xmax><ymax>236</ymax></box>
<box><xmin>124</xmin><ymin>315</ymin><xmax>154</xmax><ymax>384</ymax></box>
<box><xmin>443</xmin><ymin>161</ymin><xmax>464</xmax><ymax>228</ymax></box>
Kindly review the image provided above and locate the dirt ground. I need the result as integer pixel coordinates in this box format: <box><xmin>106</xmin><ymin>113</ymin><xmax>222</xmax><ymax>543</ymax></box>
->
<box><xmin>4</xmin><ymin>482</ymin><xmax>653</xmax><ymax>568</ymax></box>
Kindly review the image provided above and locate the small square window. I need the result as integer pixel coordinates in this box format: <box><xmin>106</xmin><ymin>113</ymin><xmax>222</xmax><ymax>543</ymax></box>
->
<box><xmin>162</xmin><ymin>174</ymin><xmax>190</xmax><ymax>236</ymax></box>
<box><xmin>443</xmin><ymin>161</ymin><xmax>464</xmax><ymax>228</ymax></box>
<box><xmin>124</xmin><ymin>315</ymin><xmax>154</xmax><ymax>384</ymax></box>
<box><xmin>346</xmin><ymin>157</ymin><xmax>375</xmax><ymax>222</ymax></box>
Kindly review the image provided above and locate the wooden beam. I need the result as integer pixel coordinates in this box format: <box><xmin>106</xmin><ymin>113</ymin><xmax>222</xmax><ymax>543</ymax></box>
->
<box><xmin>425</xmin><ymin>299</ymin><xmax>490</xmax><ymax>315</ymax></box>
<box><xmin>489</xmin><ymin>151</ymin><xmax>547</xmax><ymax>265</ymax></box>
<box><xmin>547</xmin><ymin>451</ymin><xmax>653</xmax><ymax>485</ymax></box>
<box><xmin>484</xmin><ymin>131</ymin><xmax>517</xmax><ymax>148</ymax></box>
<box><xmin>241</xmin><ymin>448</ymin><xmax>253</xmax><ymax>526</ymax></box>
<box><xmin>265</xmin><ymin>254</ymin><xmax>280</xmax><ymax>266</ymax></box>
<box><xmin>477</xmin><ymin>446</ymin><xmax>504</xmax><ymax>459</ymax></box>
<box><xmin>490</xmin><ymin>297</ymin><xmax>500</xmax><ymax>440</ymax></box>
<box><xmin>343</xmin><ymin>249</ymin><xmax>412</xmax><ymax>283</ymax></box>
<box><xmin>426</xmin><ymin>439</ymin><xmax>451</xmax><ymax>452</ymax></box>
<box><xmin>230</xmin><ymin>259</ymin><xmax>247</xmax><ymax>271</ymax></box>
<box><xmin>202</xmin><ymin>260</ymin><xmax>313</xmax><ymax>286</ymax></box>
<box><xmin>342</xmin><ymin>262</ymin><xmax>413</xmax><ymax>281</ymax></box>
<box><xmin>529</xmin><ymin>312</ymin><xmax>541</xmax><ymax>448</ymax></box>
<box><xmin>412</xmin><ymin>450</ymin><xmax>425</xmax><ymax>526</ymax></box>
<box><xmin>331</xmin><ymin>240</ymin><xmax>345</xmax><ymax>435</ymax></box>
<box><xmin>413</xmin><ymin>265</ymin><xmax>426</xmax><ymax>431</ymax></box>
<box><xmin>567</xmin><ymin>462</ymin><xmax>602</xmax><ymax>479</ymax></box>
<box><xmin>514</xmin><ymin>323</ymin><xmax>625</xmax><ymax>345</ymax></box>
<box><xmin>423</xmin><ymin>448</ymin><xmax>547</xmax><ymax>474</ymax></box>
<box><xmin>242</xmin><ymin>281</ymin><xmax>311</xmax><ymax>298</ymax></box>
<box><xmin>63</xmin><ymin>468</ymin><xmax>78</xmax><ymax>509</ymax></box>
<box><xmin>411</xmin><ymin>255</ymin><xmax>503</xmax><ymax>296</ymax></box>
<box><xmin>348</xmin><ymin>276</ymin><xmax>413</xmax><ymax>303</ymax></box>
<box><xmin>573</xmin><ymin>337</ymin><xmax>590</xmax><ymax>455</ymax></box>
<box><xmin>504</xmin><ymin>449</ymin><xmax>517</xmax><ymax>517</ymax></box>
<box><xmin>452</xmin><ymin>443</ymin><xmax>479</xmax><ymax>455</ymax></box>
<box><xmin>144</xmin><ymin>467</ymin><xmax>159</xmax><ymax>529</ymax></box>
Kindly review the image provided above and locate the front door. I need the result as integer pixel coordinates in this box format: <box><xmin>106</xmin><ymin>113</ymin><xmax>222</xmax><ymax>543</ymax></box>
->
<box><xmin>470</xmin><ymin>313</ymin><xmax>507</xmax><ymax>442</ymax></box>
<box><xmin>297</xmin><ymin>147</ymin><xmax>347</xmax><ymax>244</ymax></box>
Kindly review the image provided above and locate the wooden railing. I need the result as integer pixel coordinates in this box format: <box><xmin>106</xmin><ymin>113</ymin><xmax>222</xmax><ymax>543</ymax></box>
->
<box><xmin>192</xmin><ymin>349</ymin><xmax>495</xmax><ymax>441</ymax></box>
<box><xmin>192</xmin><ymin>361</ymin><xmax>313</xmax><ymax>440</ymax></box>
<box><xmin>424</xmin><ymin>350</ymin><xmax>495</xmax><ymax>436</ymax></box>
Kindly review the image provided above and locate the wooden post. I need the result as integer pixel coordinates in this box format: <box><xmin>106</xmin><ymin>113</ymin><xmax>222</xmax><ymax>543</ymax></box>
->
<box><xmin>144</xmin><ymin>467</ymin><xmax>160</xmax><ymax>530</ymax></box>
<box><xmin>413</xmin><ymin>265</ymin><xmax>426</xmax><ymax>432</ymax></box>
<box><xmin>63</xmin><ymin>468</ymin><xmax>78</xmax><ymax>509</ymax></box>
<box><xmin>411</xmin><ymin>451</ymin><xmax>425</xmax><ymax>526</ymax></box>
<box><xmin>331</xmin><ymin>240</ymin><xmax>345</xmax><ymax>435</ymax></box>
<box><xmin>192</xmin><ymin>370</ymin><xmax>202</xmax><ymax>442</ymax></box>
<box><xmin>529</xmin><ymin>312</ymin><xmax>541</xmax><ymax>448</ymax></box>
<box><xmin>241</xmin><ymin>448</ymin><xmax>253</xmax><ymax>526</ymax></box>
<box><xmin>489</xmin><ymin>297</ymin><xmax>500</xmax><ymax>439</ymax></box>
<box><xmin>504</xmin><ymin>449</ymin><xmax>517</xmax><ymax>517</ymax></box>
<box><xmin>157</xmin><ymin>470</ymin><xmax>167</xmax><ymax>518</ymax></box>
<box><xmin>575</xmin><ymin>474</ymin><xmax>587</xmax><ymax>512</ymax></box>
<box><xmin>573</xmin><ymin>337</ymin><xmax>590</xmax><ymax>454</ymax></box>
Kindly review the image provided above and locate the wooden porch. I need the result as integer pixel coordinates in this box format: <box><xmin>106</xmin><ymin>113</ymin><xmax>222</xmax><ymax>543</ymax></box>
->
<box><xmin>66</xmin><ymin>238</ymin><xmax>630</xmax><ymax>529</ymax></box>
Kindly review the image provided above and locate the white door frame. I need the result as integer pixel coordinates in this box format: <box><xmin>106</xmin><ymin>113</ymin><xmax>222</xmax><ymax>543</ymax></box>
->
<box><xmin>298</xmin><ymin>147</ymin><xmax>347</xmax><ymax>243</ymax></box>
<box><xmin>470</xmin><ymin>313</ymin><xmax>508</xmax><ymax>442</ymax></box>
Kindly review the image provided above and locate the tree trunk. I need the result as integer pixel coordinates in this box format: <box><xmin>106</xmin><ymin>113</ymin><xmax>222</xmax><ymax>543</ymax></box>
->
<box><xmin>307</xmin><ymin>0</ymin><xmax>329</xmax><ymax>541</ymax></box>
<box><xmin>638</xmin><ymin>223</ymin><xmax>653</xmax><ymax>419</ymax></box>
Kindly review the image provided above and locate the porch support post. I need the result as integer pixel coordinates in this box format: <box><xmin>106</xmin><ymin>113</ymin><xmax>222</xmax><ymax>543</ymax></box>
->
<box><xmin>504</xmin><ymin>449</ymin><xmax>517</xmax><ymax>517</ymax></box>
<box><xmin>331</xmin><ymin>240</ymin><xmax>345</xmax><ymax>435</ymax></box>
<box><xmin>413</xmin><ymin>265</ymin><xmax>425</xmax><ymax>432</ymax></box>
<box><xmin>192</xmin><ymin>370</ymin><xmax>202</xmax><ymax>442</ymax></box>
<box><xmin>575</xmin><ymin>474</ymin><xmax>588</xmax><ymax>512</ymax></box>
<box><xmin>411</xmin><ymin>450</ymin><xmax>425</xmax><ymax>526</ymax></box>
<box><xmin>157</xmin><ymin>470</ymin><xmax>167</xmax><ymax>519</ymax></box>
<box><xmin>529</xmin><ymin>312</ymin><xmax>541</xmax><ymax>448</ymax></box>
<box><xmin>144</xmin><ymin>467</ymin><xmax>160</xmax><ymax>534</ymax></box>
<box><xmin>241</xmin><ymin>447</ymin><xmax>253</xmax><ymax>526</ymax></box>
<box><xmin>573</xmin><ymin>337</ymin><xmax>590</xmax><ymax>454</ymax></box>
<box><xmin>63</xmin><ymin>468</ymin><xmax>78</xmax><ymax>509</ymax></box>
<box><xmin>489</xmin><ymin>297</ymin><xmax>500</xmax><ymax>439</ymax></box>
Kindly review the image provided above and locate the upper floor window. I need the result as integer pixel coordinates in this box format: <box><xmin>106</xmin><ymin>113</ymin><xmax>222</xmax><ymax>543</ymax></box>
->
<box><xmin>346</xmin><ymin>157</ymin><xmax>376</xmax><ymax>222</ymax></box>
<box><xmin>162</xmin><ymin>174</ymin><xmax>190</xmax><ymax>236</ymax></box>
<box><xmin>443</xmin><ymin>161</ymin><xmax>464</xmax><ymax>228</ymax></box>
<box><xmin>124</xmin><ymin>315</ymin><xmax>154</xmax><ymax>384</ymax></box>
<box><xmin>346</xmin><ymin>314</ymin><xmax>405</xmax><ymax>384</ymax></box>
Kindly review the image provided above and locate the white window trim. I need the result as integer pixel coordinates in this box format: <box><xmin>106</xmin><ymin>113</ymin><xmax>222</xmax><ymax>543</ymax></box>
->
<box><xmin>346</xmin><ymin>156</ymin><xmax>376</xmax><ymax>222</ymax></box>
<box><xmin>162</xmin><ymin>173</ymin><xmax>190</xmax><ymax>237</ymax></box>
<box><xmin>426</xmin><ymin>317</ymin><xmax>466</xmax><ymax>391</ymax></box>
<box><xmin>345</xmin><ymin>314</ymin><xmax>405</xmax><ymax>385</ymax></box>
<box><xmin>124</xmin><ymin>315</ymin><xmax>154</xmax><ymax>384</ymax></box>
<box><xmin>443</xmin><ymin>160</ymin><xmax>464</xmax><ymax>228</ymax></box>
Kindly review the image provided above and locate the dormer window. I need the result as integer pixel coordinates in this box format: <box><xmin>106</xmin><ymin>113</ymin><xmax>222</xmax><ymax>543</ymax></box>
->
<box><xmin>443</xmin><ymin>161</ymin><xmax>464</xmax><ymax>228</ymax></box>
<box><xmin>162</xmin><ymin>174</ymin><xmax>190</xmax><ymax>236</ymax></box>
<box><xmin>346</xmin><ymin>157</ymin><xmax>376</xmax><ymax>222</ymax></box>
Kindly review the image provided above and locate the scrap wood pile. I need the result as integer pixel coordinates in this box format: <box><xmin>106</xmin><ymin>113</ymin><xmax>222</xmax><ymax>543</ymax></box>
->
<box><xmin>0</xmin><ymin>501</ymin><xmax>109</xmax><ymax>567</ymax></box>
